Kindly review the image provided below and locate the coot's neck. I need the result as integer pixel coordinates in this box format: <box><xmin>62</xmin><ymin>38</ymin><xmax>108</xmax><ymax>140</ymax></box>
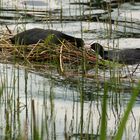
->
<box><xmin>90</xmin><ymin>43</ymin><xmax>108</xmax><ymax>59</ymax></box>
<box><xmin>103</xmin><ymin>50</ymin><xmax>108</xmax><ymax>59</ymax></box>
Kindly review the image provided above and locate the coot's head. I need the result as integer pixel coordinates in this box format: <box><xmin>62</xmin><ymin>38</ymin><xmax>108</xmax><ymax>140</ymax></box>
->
<box><xmin>90</xmin><ymin>42</ymin><xmax>105</xmax><ymax>58</ymax></box>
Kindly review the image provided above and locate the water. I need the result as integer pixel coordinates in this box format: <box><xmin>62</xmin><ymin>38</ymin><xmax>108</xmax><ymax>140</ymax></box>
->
<box><xmin>0</xmin><ymin>63</ymin><xmax>140</xmax><ymax>139</ymax></box>
<box><xmin>0</xmin><ymin>0</ymin><xmax>140</xmax><ymax>139</ymax></box>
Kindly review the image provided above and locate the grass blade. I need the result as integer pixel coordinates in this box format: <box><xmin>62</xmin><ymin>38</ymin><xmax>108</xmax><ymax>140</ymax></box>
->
<box><xmin>114</xmin><ymin>82</ymin><xmax>140</xmax><ymax>140</ymax></box>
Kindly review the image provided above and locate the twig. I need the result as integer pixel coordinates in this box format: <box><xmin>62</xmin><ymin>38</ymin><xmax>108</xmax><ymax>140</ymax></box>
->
<box><xmin>60</xmin><ymin>43</ymin><xmax>64</xmax><ymax>73</ymax></box>
<box><xmin>131</xmin><ymin>63</ymin><xmax>140</xmax><ymax>76</ymax></box>
<box><xmin>5</xmin><ymin>25</ymin><xmax>12</xmax><ymax>35</ymax></box>
<box><xmin>27</xmin><ymin>40</ymin><xmax>42</xmax><ymax>58</ymax></box>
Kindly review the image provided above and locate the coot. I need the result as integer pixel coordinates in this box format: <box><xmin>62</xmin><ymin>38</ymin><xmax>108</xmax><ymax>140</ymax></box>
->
<box><xmin>10</xmin><ymin>28</ymin><xmax>84</xmax><ymax>48</ymax></box>
<box><xmin>91</xmin><ymin>42</ymin><xmax>140</xmax><ymax>65</ymax></box>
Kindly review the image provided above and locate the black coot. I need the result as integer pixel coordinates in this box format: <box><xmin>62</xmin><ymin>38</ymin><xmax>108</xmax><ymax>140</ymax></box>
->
<box><xmin>10</xmin><ymin>28</ymin><xmax>84</xmax><ymax>48</ymax></box>
<box><xmin>91</xmin><ymin>42</ymin><xmax>140</xmax><ymax>65</ymax></box>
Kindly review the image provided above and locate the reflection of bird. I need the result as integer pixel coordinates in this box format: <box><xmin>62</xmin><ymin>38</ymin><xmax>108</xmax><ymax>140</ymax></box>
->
<box><xmin>91</xmin><ymin>42</ymin><xmax>140</xmax><ymax>65</ymax></box>
<box><xmin>10</xmin><ymin>28</ymin><xmax>84</xmax><ymax>48</ymax></box>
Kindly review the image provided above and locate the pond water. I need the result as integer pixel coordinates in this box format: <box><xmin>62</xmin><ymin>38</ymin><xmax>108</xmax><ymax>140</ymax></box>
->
<box><xmin>1</xmin><ymin>62</ymin><xmax>140</xmax><ymax>139</ymax></box>
<box><xmin>0</xmin><ymin>0</ymin><xmax>140</xmax><ymax>139</ymax></box>
<box><xmin>0</xmin><ymin>63</ymin><xmax>140</xmax><ymax>140</ymax></box>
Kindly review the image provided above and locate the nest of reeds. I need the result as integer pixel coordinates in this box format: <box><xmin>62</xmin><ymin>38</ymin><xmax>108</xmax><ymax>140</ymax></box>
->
<box><xmin>0</xmin><ymin>35</ymin><xmax>105</xmax><ymax>73</ymax></box>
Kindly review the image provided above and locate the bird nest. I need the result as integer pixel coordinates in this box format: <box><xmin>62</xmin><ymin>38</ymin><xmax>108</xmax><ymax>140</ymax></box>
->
<box><xmin>0</xmin><ymin>37</ymin><xmax>105</xmax><ymax>74</ymax></box>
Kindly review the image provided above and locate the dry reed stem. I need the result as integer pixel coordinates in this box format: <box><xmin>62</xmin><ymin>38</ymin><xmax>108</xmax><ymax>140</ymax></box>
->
<box><xmin>59</xmin><ymin>43</ymin><xmax>64</xmax><ymax>73</ymax></box>
<box><xmin>27</xmin><ymin>40</ymin><xmax>42</xmax><ymax>59</ymax></box>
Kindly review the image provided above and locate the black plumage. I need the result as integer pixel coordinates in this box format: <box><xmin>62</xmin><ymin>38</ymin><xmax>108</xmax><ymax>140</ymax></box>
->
<box><xmin>10</xmin><ymin>28</ymin><xmax>84</xmax><ymax>48</ymax></box>
<box><xmin>91</xmin><ymin>43</ymin><xmax>140</xmax><ymax>65</ymax></box>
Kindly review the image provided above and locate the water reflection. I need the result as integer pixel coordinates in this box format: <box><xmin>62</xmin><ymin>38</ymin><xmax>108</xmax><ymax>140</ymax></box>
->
<box><xmin>22</xmin><ymin>1</ymin><xmax>48</xmax><ymax>7</ymax></box>
<box><xmin>0</xmin><ymin>63</ymin><xmax>140</xmax><ymax>139</ymax></box>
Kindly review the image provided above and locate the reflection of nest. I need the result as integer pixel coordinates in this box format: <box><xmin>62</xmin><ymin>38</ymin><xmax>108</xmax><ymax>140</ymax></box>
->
<box><xmin>0</xmin><ymin>37</ymin><xmax>103</xmax><ymax>74</ymax></box>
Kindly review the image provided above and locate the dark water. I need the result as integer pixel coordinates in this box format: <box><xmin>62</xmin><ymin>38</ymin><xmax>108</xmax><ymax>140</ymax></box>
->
<box><xmin>0</xmin><ymin>0</ymin><xmax>140</xmax><ymax>139</ymax></box>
